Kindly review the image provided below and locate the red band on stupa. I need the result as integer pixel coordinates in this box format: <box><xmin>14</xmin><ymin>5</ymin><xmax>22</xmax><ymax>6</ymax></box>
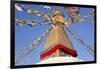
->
<box><xmin>40</xmin><ymin>44</ymin><xmax>77</xmax><ymax>59</ymax></box>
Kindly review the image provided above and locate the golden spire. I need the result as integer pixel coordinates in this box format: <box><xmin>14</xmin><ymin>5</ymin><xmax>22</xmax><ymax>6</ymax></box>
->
<box><xmin>52</xmin><ymin>7</ymin><xmax>65</xmax><ymax>26</ymax></box>
<box><xmin>52</xmin><ymin>6</ymin><xmax>64</xmax><ymax>17</ymax></box>
<box><xmin>40</xmin><ymin>6</ymin><xmax>77</xmax><ymax>60</ymax></box>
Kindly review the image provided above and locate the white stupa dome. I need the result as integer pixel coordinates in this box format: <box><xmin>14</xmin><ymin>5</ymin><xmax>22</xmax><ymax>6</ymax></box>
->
<box><xmin>37</xmin><ymin>57</ymin><xmax>83</xmax><ymax>64</ymax></box>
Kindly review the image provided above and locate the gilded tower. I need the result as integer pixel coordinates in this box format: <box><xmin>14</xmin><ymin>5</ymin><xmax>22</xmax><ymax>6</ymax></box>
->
<box><xmin>40</xmin><ymin>8</ymin><xmax>77</xmax><ymax>60</ymax></box>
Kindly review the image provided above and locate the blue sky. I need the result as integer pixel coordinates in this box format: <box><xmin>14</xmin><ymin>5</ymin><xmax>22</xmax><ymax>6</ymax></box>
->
<box><xmin>15</xmin><ymin>4</ymin><xmax>95</xmax><ymax>65</ymax></box>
